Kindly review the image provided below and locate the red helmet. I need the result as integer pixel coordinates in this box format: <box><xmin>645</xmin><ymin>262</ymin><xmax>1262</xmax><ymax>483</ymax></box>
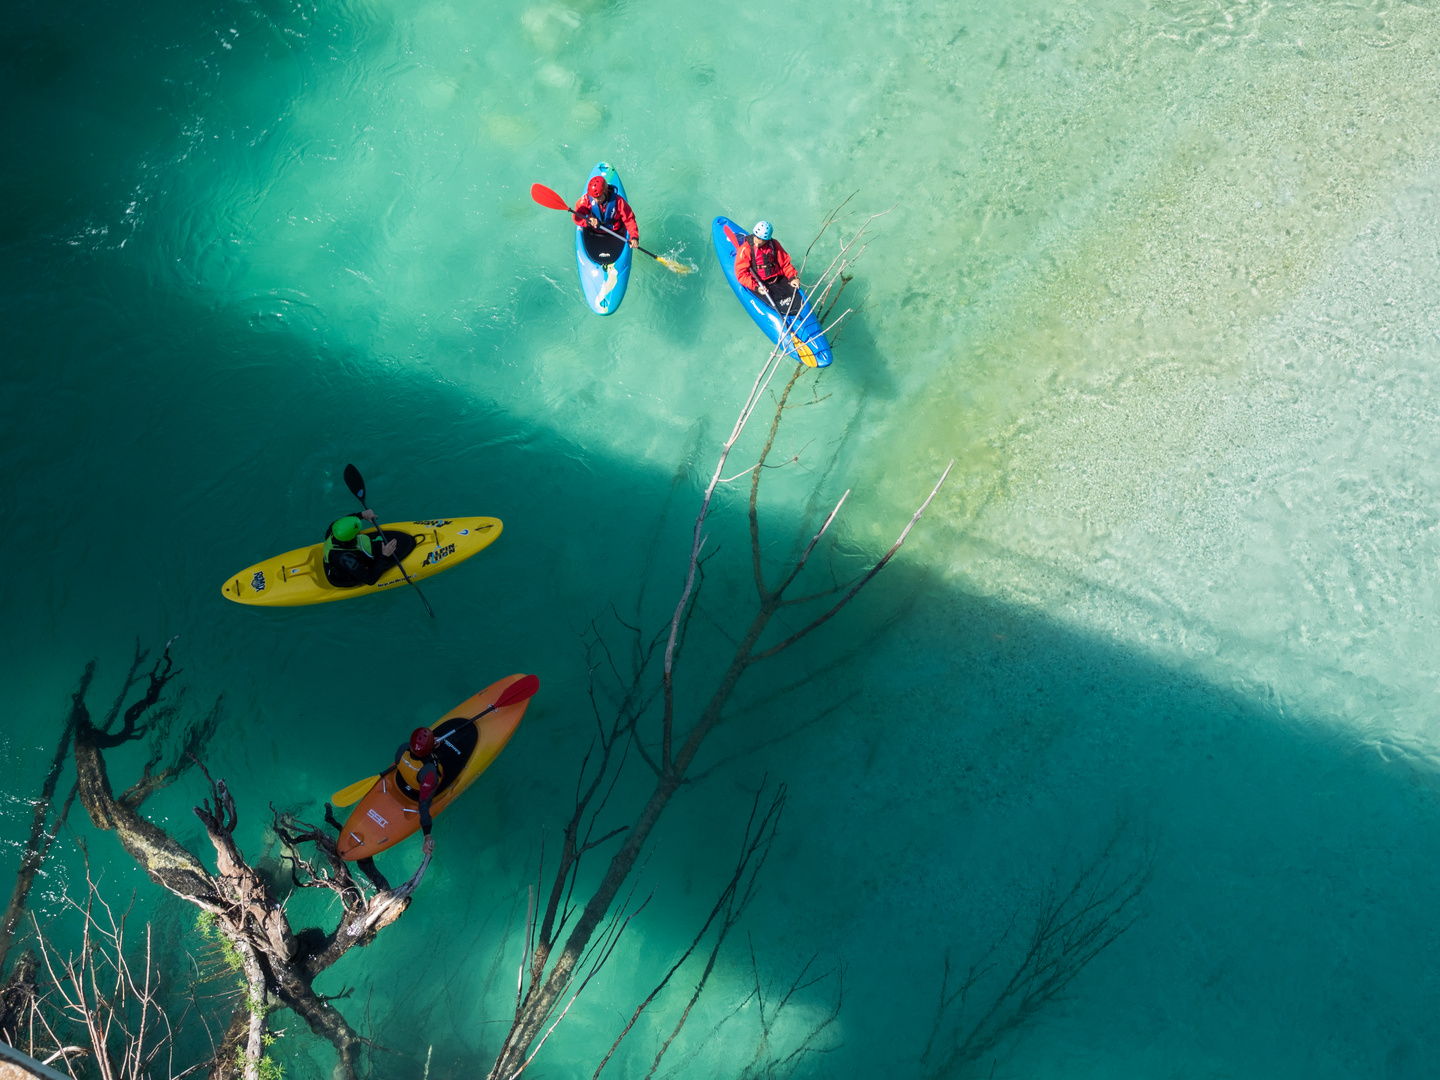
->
<box><xmin>409</xmin><ymin>727</ymin><xmax>436</xmax><ymax>757</ymax></box>
<box><xmin>586</xmin><ymin>175</ymin><xmax>607</xmax><ymax>199</ymax></box>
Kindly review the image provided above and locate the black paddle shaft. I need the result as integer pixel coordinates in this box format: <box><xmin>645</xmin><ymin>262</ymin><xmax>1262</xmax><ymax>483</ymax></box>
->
<box><xmin>342</xmin><ymin>464</ymin><xmax>436</xmax><ymax>619</ymax></box>
<box><xmin>589</xmin><ymin>220</ymin><xmax>663</xmax><ymax>262</ymax></box>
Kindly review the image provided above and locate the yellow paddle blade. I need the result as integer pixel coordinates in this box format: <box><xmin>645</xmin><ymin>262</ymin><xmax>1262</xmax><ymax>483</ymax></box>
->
<box><xmin>793</xmin><ymin>336</ymin><xmax>818</xmax><ymax>367</ymax></box>
<box><xmin>331</xmin><ymin>775</ymin><xmax>380</xmax><ymax>807</ymax></box>
<box><xmin>656</xmin><ymin>255</ymin><xmax>693</xmax><ymax>276</ymax></box>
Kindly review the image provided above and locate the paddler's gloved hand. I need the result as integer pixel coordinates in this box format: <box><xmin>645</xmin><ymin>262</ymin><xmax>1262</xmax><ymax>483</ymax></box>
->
<box><xmin>758</xmin><ymin>284</ymin><xmax>770</xmax><ymax>297</ymax></box>
<box><xmin>422</xmin><ymin>835</ymin><xmax>435</xmax><ymax>856</ymax></box>
<box><xmin>629</xmin><ymin>237</ymin><xmax>637</xmax><ymax>248</ymax></box>
<box><xmin>587</xmin><ymin>215</ymin><xmax>600</xmax><ymax>228</ymax></box>
<box><xmin>360</xmin><ymin>509</ymin><xmax>377</xmax><ymax>522</ymax></box>
<box><xmin>381</xmin><ymin>540</ymin><xmax>397</xmax><ymax>557</ymax></box>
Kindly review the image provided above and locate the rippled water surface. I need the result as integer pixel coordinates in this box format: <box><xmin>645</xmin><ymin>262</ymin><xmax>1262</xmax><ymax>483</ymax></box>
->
<box><xmin>5</xmin><ymin>0</ymin><xmax>1440</xmax><ymax>1076</ymax></box>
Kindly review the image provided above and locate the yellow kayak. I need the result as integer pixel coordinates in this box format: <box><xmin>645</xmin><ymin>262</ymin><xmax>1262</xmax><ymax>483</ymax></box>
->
<box><xmin>220</xmin><ymin>517</ymin><xmax>502</xmax><ymax>607</ymax></box>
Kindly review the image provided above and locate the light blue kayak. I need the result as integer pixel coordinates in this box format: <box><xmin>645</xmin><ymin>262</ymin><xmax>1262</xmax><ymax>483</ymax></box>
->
<box><xmin>711</xmin><ymin>216</ymin><xmax>833</xmax><ymax>368</ymax></box>
<box><xmin>576</xmin><ymin>163</ymin><xmax>633</xmax><ymax>315</ymax></box>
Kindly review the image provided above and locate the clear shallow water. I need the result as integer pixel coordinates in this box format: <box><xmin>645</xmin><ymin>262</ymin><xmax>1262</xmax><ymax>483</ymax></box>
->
<box><xmin>5</xmin><ymin>0</ymin><xmax>1440</xmax><ymax>1076</ymax></box>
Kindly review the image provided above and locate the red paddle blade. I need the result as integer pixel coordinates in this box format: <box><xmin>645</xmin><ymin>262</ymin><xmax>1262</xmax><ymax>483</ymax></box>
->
<box><xmin>531</xmin><ymin>183</ymin><xmax>571</xmax><ymax>211</ymax></box>
<box><xmin>723</xmin><ymin>224</ymin><xmax>740</xmax><ymax>247</ymax></box>
<box><xmin>496</xmin><ymin>673</ymin><xmax>540</xmax><ymax>708</ymax></box>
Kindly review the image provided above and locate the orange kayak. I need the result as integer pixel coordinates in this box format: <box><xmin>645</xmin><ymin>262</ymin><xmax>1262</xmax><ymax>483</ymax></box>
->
<box><xmin>336</xmin><ymin>674</ymin><xmax>533</xmax><ymax>860</ymax></box>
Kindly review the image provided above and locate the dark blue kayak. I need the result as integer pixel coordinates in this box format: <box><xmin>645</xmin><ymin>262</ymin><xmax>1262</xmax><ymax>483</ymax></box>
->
<box><xmin>577</xmin><ymin>163</ymin><xmax>633</xmax><ymax>315</ymax></box>
<box><xmin>712</xmin><ymin>216</ymin><xmax>833</xmax><ymax>368</ymax></box>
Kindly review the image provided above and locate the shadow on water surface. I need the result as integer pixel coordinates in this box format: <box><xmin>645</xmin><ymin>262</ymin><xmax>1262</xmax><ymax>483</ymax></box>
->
<box><xmin>2</xmin><ymin>244</ymin><xmax>1439</xmax><ymax>1080</ymax></box>
<box><xmin>763</xmin><ymin>576</ymin><xmax>1440</xmax><ymax>1079</ymax></box>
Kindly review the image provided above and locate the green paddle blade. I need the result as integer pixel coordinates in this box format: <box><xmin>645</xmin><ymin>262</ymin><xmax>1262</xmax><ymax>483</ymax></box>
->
<box><xmin>331</xmin><ymin>774</ymin><xmax>380</xmax><ymax>807</ymax></box>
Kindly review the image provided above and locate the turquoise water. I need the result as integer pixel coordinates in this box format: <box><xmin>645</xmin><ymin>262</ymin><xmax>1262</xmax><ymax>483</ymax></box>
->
<box><xmin>6</xmin><ymin>0</ymin><xmax>1440</xmax><ymax>1075</ymax></box>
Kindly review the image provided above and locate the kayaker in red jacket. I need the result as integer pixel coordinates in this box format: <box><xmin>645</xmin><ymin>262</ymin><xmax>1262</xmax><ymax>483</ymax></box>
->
<box><xmin>734</xmin><ymin>221</ymin><xmax>802</xmax><ymax>314</ymax></box>
<box><xmin>394</xmin><ymin>727</ymin><xmax>444</xmax><ymax>836</ymax></box>
<box><xmin>572</xmin><ymin>175</ymin><xmax>638</xmax><ymax>249</ymax></box>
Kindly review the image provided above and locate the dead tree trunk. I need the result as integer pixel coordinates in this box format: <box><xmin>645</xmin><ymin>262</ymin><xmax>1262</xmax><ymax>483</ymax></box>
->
<box><xmin>62</xmin><ymin>644</ymin><xmax>433</xmax><ymax>1080</ymax></box>
<box><xmin>485</xmin><ymin>208</ymin><xmax>951</xmax><ymax>1079</ymax></box>
<box><xmin>0</xmin><ymin>632</ymin><xmax>164</xmax><ymax>975</ymax></box>
<box><xmin>0</xmin><ymin>663</ymin><xmax>88</xmax><ymax>974</ymax></box>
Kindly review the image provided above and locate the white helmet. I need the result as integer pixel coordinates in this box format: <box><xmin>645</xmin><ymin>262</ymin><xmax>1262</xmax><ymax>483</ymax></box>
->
<box><xmin>752</xmin><ymin>220</ymin><xmax>773</xmax><ymax>241</ymax></box>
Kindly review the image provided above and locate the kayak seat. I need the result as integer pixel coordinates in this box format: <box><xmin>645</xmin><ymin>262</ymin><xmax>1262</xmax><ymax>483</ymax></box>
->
<box><xmin>429</xmin><ymin>714</ymin><xmax>481</xmax><ymax>795</ymax></box>
<box><xmin>323</xmin><ymin>531</ymin><xmax>420</xmax><ymax>588</ymax></box>
<box><xmin>582</xmin><ymin>227</ymin><xmax>627</xmax><ymax>266</ymax></box>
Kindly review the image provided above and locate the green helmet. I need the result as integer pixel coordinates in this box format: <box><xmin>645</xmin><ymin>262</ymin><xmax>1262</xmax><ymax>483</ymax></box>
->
<box><xmin>331</xmin><ymin>515</ymin><xmax>365</xmax><ymax>542</ymax></box>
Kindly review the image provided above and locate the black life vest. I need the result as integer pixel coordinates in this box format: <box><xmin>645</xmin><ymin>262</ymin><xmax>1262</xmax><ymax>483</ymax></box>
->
<box><xmin>751</xmin><ymin>238</ymin><xmax>781</xmax><ymax>281</ymax></box>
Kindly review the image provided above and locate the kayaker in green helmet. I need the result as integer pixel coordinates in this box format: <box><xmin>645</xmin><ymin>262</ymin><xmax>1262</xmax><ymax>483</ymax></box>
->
<box><xmin>323</xmin><ymin>510</ymin><xmax>397</xmax><ymax>588</ymax></box>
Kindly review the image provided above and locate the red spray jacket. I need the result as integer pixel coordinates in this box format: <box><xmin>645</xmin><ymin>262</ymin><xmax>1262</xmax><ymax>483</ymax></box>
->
<box><xmin>734</xmin><ymin>236</ymin><xmax>796</xmax><ymax>290</ymax></box>
<box><xmin>572</xmin><ymin>191</ymin><xmax>639</xmax><ymax>242</ymax></box>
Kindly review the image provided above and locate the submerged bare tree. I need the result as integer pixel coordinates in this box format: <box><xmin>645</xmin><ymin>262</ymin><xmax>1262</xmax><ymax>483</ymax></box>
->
<box><xmin>921</xmin><ymin>828</ymin><xmax>1153</xmax><ymax>1078</ymax></box>
<box><xmin>20</xmin><ymin>865</ymin><xmax>197</xmax><ymax>1080</ymax></box>
<box><xmin>70</xmin><ymin>644</ymin><xmax>436</xmax><ymax>1080</ymax></box>
<box><xmin>0</xmin><ymin>638</ymin><xmax>190</xmax><ymax>977</ymax></box>
<box><xmin>0</xmin><ymin>684</ymin><xmax>79</xmax><ymax>980</ymax></box>
<box><xmin>1</xmin><ymin>641</ymin><xmax>216</xmax><ymax>1068</ymax></box>
<box><xmin>581</xmin><ymin>781</ymin><xmax>846</xmax><ymax>1080</ymax></box>
<box><xmin>484</xmin><ymin>208</ymin><xmax>953</xmax><ymax>1079</ymax></box>
<box><xmin>0</xmin><ymin>640</ymin><xmax>435</xmax><ymax>1080</ymax></box>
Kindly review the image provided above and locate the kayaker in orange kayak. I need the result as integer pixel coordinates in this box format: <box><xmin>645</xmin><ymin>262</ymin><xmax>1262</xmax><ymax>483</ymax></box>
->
<box><xmin>394</xmin><ymin>728</ymin><xmax>443</xmax><ymax>835</ymax></box>
<box><xmin>334</xmin><ymin>675</ymin><xmax>538</xmax><ymax>861</ymax></box>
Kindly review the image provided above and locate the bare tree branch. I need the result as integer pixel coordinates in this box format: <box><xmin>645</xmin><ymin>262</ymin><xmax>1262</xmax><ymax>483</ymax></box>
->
<box><xmin>923</xmin><ymin>828</ymin><xmax>1153</xmax><ymax>1077</ymax></box>
<box><xmin>58</xmin><ymin>647</ymin><xmax>433</xmax><ymax>1080</ymax></box>
<box><xmin>22</xmin><ymin>865</ymin><xmax>190</xmax><ymax>1080</ymax></box>
<box><xmin>0</xmin><ymin>663</ymin><xmax>92</xmax><ymax>972</ymax></box>
<box><xmin>750</xmin><ymin>459</ymin><xmax>954</xmax><ymax>662</ymax></box>
<box><xmin>589</xmin><ymin>783</ymin><xmax>787</xmax><ymax>1079</ymax></box>
<box><xmin>484</xmin><ymin>206</ymin><xmax>946</xmax><ymax>1080</ymax></box>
